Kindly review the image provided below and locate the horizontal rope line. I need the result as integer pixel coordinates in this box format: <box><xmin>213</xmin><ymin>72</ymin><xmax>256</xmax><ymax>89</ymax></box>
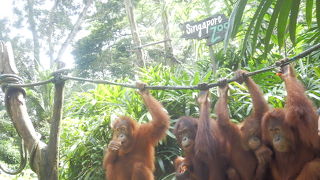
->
<box><xmin>0</xmin><ymin>43</ymin><xmax>319</xmax><ymax>90</ymax></box>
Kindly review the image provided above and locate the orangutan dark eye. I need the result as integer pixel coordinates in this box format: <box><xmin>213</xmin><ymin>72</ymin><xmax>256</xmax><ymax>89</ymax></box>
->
<box><xmin>182</xmin><ymin>136</ymin><xmax>188</xmax><ymax>142</ymax></box>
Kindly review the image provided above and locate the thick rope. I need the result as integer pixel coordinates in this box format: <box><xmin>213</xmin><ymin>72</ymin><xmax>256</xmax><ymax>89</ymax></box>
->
<box><xmin>63</xmin><ymin>43</ymin><xmax>320</xmax><ymax>90</ymax></box>
<box><xmin>2</xmin><ymin>78</ymin><xmax>54</xmax><ymax>88</ymax></box>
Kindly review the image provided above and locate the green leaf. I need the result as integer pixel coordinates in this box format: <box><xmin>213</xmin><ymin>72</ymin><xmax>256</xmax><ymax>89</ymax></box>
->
<box><xmin>308</xmin><ymin>93</ymin><xmax>320</xmax><ymax>100</ymax></box>
<box><xmin>231</xmin><ymin>0</ymin><xmax>249</xmax><ymax>37</ymax></box>
<box><xmin>317</xmin><ymin>0</ymin><xmax>320</xmax><ymax>29</ymax></box>
<box><xmin>289</xmin><ymin>0</ymin><xmax>301</xmax><ymax>45</ymax></box>
<box><xmin>251</xmin><ymin>0</ymin><xmax>273</xmax><ymax>55</ymax></box>
<box><xmin>306</xmin><ymin>0</ymin><xmax>313</xmax><ymax>27</ymax></box>
<box><xmin>192</xmin><ymin>72</ymin><xmax>200</xmax><ymax>84</ymax></box>
<box><xmin>202</xmin><ymin>70</ymin><xmax>212</xmax><ymax>81</ymax></box>
<box><xmin>277</xmin><ymin>0</ymin><xmax>293</xmax><ymax>48</ymax></box>
<box><xmin>241</xmin><ymin>0</ymin><xmax>266</xmax><ymax>56</ymax></box>
<box><xmin>315</xmin><ymin>66</ymin><xmax>320</xmax><ymax>77</ymax></box>
<box><xmin>224</xmin><ymin>0</ymin><xmax>248</xmax><ymax>51</ymax></box>
<box><xmin>264</xmin><ymin>0</ymin><xmax>283</xmax><ymax>54</ymax></box>
<box><xmin>157</xmin><ymin>158</ymin><xmax>165</xmax><ymax>172</ymax></box>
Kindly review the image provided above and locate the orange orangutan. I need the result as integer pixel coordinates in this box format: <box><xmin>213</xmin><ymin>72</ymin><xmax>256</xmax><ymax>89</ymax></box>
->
<box><xmin>318</xmin><ymin>108</ymin><xmax>320</xmax><ymax>136</ymax></box>
<box><xmin>174</xmin><ymin>89</ymin><xmax>238</xmax><ymax>180</ymax></box>
<box><xmin>216</xmin><ymin>83</ymin><xmax>257</xmax><ymax>180</ymax></box>
<box><xmin>262</xmin><ymin>64</ymin><xmax>320</xmax><ymax>179</ymax></box>
<box><xmin>235</xmin><ymin>70</ymin><xmax>273</xmax><ymax>180</ymax></box>
<box><xmin>103</xmin><ymin>83</ymin><xmax>169</xmax><ymax>180</ymax></box>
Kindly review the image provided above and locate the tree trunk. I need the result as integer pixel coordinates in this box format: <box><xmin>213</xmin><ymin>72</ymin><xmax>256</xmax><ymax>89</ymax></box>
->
<box><xmin>208</xmin><ymin>45</ymin><xmax>217</xmax><ymax>74</ymax></box>
<box><xmin>159</xmin><ymin>0</ymin><xmax>177</xmax><ymax>65</ymax></box>
<box><xmin>47</xmin><ymin>0</ymin><xmax>60</xmax><ymax>68</ymax></box>
<box><xmin>204</xmin><ymin>1</ymin><xmax>217</xmax><ymax>74</ymax></box>
<box><xmin>1</xmin><ymin>0</ymin><xmax>93</xmax><ymax>178</ymax></box>
<box><xmin>0</xmin><ymin>42</ymin><xmax>64</xmax><ymax>180</ymax></box>
<box><xmin>55</xmin><ymin>0</ymin><xmax>94</xmax><ymax>68</ymax></box>
<box><xmin>26</xmin><ymin>0</ymin><xmax>40</xmax><ymax>71</ymax></box>
<box><xmin>124</xmin><ymin>0</ymin><xmax>145</xmax><ymax>67</ymax></box>
<box><xmin>44</xmin><ymin>81</ymin><xmax>65</xmax><ymax>179</ymax></box>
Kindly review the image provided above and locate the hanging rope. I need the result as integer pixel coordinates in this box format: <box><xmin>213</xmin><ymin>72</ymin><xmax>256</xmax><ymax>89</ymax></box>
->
<box><xmin>0</xmin><ymin>43</ymin><xmax>319</xmax><ymax>90</ymax></box>
<box><xmin>0</xmin><ymin>138</ymin><xmax>28</xmax><ymax>175</ymax></box>
<box><xmin>29</xmin><ymin>134</ymin><xmax>41</xmax><ymax>173</ymax></box>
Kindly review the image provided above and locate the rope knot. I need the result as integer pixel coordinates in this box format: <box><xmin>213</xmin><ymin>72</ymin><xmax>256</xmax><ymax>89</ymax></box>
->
<box><xmin>275</xmin><ymin>58</ymin><xmax>289</xmax><ymax>67</ymax></box>
<box><xmin>197</xmin><ymin>83</ymin><xmax>209</xmax><ymax>90</ymax></box>
<box><xmin>51</xmin><ymin>68</ymin><xmax>70</xmax><ymax>84</ymax></box>
<box><xmin>0</xmin><ymin>74</ymin><xmax>24</xmax><ymax>92</ymax></box>
<box><xmin>217</xmin><ymin>78</ymin><xmax>228</xmax><ymax>87</ymax></box>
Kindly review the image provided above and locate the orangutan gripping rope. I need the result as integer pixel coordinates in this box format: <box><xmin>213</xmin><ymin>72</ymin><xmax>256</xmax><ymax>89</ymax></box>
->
<box><xmin>103</xmin><ymin>82</ymin><xmax>169</xmax><ymax>180</ymax></box>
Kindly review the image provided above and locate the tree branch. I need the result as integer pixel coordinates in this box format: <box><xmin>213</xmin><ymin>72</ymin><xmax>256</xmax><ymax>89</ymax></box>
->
<box><xmin>55</xmin><ymin>0</ymin><xmax>94</xmax><ymax>68</ymax></box>
<box><xmin>47</xmin><ymin>0</ymin><xmax>60</xmax><ymax>68</ymax></box>
<box><xmin>45</xmin><ymin>79</ymin><xmax>65</xmax><ymax>179</ymax></box>
<box><xmin>0</xmin><ymin>41</ymin><xmax>47</xmax><ymax>178</ymax></box>
<box><xmin>26</xmin><ymin>0</ymin><xmax>40</xmax><ymax>71</ymax></box>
